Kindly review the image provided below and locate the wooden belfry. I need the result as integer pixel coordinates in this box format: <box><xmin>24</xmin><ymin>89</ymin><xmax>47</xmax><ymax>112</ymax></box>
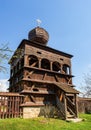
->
<box><xmin>9</xmin><ymin>25</ymin><xmax>79</xmax><ymax>119</ymax></box>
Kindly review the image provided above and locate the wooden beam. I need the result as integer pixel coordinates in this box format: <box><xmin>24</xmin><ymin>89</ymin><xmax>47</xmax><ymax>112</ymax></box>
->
<box><xmin>31</xmin><ymin>84</ymin><xmax>35</xmax><ymax>90</ymax></box>
<box><xmin>42</xmin><ymin>72</ymin><xmax>47</xmax><ymax>80</ymax></box>
<box><xmin>68</xmin><ymin>78</ymin><xmax>72</xmax><ymax>84</ymax></box>
<box><xmin>60</xmin><ymin>92</ymin><xmax>63</xmax><ymax>101</ymax></box>
<box><xmin>54</xmin><ymin>74</ymin><xmax>59</xmax><ymax>82</ymax></box>
<box><xmin>66</xmin><ymin>95</ymin><xmax>75</xmax><ymax>106</ymax></box>
<box><xmin>75</xmin><ymin>94</ymin><xmax>78</xmax><ymax>118</ymax></box>
<box><xmin>30</xmin><ymin>95</ymin><xmax>36</xmax><ymax>103</ymax></box>
<box><xmin>30</xmin><ymin>61</ymin><xmax>37</xmax><ymax>67</ymax></box>
<box><xmin>64</xmin><ymin>93</ymin><xmax>67</xmax><ymax>120</ymax></box>
<box><xmin>29</xmin><ymin>70</ymin><xmax>34</xmax><ymax>75</ymax></box>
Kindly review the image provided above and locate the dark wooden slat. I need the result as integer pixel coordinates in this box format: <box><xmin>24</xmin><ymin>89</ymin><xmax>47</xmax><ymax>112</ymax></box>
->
<box><xmin>0</xmin><ymin>94</ymin><xmax>24</xmax><ymax>119</ymax></box>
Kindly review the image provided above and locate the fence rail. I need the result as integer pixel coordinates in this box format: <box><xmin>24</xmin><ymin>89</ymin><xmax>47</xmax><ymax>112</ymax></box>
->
<box><xmin>0</xmin><ymin>92</ymin><xmax>24</xmax><ymax>119</ymax></box>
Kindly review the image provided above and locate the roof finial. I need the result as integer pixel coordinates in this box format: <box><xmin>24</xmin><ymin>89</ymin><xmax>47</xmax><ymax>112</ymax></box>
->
<box><xmin>36</xmin><ymin>19</ymin><xmax>42</xmax><ymax>27</ymax></box>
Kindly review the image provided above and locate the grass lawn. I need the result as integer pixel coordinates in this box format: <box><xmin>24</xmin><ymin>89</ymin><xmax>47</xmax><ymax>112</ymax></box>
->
<box><xmin>0</xmin><ymin>114</ymin><xmax>91</xmax><ymax>130</ymax></box>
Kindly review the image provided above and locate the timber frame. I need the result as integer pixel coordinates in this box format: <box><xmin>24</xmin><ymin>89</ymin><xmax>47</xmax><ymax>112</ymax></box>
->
<box><xmin>8</xmin><ymin>27</ymin><xmax>79</xmax><ymax>119</ymax></box>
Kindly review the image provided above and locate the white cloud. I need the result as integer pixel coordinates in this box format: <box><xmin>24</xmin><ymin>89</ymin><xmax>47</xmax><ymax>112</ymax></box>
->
<box><xmin>0</xmin><ymin>79</ymin><xmax>9</xmax><ymax>92</ymax></box>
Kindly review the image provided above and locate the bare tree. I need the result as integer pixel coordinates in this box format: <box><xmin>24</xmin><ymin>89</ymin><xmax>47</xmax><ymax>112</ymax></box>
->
<box><xmin>0</xmin><ymin>44</ymin><xmax>12</xmax><ymax>72</ymax></box>
<box><xmin>81</xmin><ymin>73</ymin><xmax>91</xmax><ymax>97</ymax></box>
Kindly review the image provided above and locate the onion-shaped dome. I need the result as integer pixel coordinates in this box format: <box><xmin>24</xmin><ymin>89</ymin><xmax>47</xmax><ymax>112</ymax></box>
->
<box><xmin>28</xmin><ymin>27</ymin><xmax>49</xmax><ymax>46</ymax></box>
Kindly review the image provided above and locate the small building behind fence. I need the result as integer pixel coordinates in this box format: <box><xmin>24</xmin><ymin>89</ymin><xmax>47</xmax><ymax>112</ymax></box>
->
<box><xmin>78</xmin><ymin>97</ymin><xmax>91</xmax><ymax>114</ymax></box>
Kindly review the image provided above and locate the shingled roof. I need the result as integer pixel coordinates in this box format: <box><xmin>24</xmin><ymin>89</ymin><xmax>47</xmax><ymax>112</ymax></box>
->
<box><xmin>55</xmin><ymin>83</ymin><xmax>79</xmax><ymax>94</ymax></box>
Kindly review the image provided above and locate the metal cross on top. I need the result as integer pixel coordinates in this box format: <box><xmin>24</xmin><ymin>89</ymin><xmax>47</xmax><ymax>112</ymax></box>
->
<box><xmin>36</xmin><ymin>19</ymin><xmax>42</xmax><ymax>27</ymax></box>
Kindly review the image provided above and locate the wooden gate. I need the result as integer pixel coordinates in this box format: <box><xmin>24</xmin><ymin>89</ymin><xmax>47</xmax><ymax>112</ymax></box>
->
<box><xmin>0</xmin><ymin>92</ymin><xmax>24</xmax><ymax>119</ymax></box>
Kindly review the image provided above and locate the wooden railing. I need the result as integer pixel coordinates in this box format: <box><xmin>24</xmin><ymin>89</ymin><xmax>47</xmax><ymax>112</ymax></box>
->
<box><xmin>0</xmin><ymin>93</ymin><xmax>24</xmax><ymax>119</ymax></box>
<box><xmin>66</xmin><ymin>96</ymin><xmax>76</xmax><ymax>117</ymax></box>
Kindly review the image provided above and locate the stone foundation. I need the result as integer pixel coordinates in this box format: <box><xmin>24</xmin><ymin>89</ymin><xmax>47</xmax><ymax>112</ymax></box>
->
<box><xmin>22</xmin><ymin>105</ymin><xmax>56</xmax><ymax>118</ymax></box>
<box><xmin>23</xmin><ymin>106</ymin><xmax>44</xmax><ymax>118</ymax></box>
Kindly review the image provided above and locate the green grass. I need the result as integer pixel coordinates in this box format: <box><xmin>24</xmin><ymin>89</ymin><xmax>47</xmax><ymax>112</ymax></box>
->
<box><xmin>0</xmin><ymin>114</ymin><xmax>91</xmax><ymax>130</ymax></box>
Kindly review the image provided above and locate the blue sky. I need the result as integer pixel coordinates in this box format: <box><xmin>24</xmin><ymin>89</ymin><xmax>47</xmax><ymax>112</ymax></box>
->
<box><xmin>0</xmin><ymin>0</ymin><xmax>91</xmax><ymax>91</ymax></box>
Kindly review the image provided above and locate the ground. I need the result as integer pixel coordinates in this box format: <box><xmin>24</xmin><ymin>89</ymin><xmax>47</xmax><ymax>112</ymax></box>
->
<box><xmin>0</xmin><ymin>114</ymin><xmax>91</xmax><ymax>130</ymax></box>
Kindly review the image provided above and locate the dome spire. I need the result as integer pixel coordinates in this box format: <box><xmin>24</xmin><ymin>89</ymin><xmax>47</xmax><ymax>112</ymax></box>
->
<box><xmin>36</xmin><ymin>19</ymin><xmax>42</xmax><ymax>27</ymax></box>
<box><xmin>28</xmin><ymin>23</ymin><xmax>49</xmax><ymax>46</ymax></box>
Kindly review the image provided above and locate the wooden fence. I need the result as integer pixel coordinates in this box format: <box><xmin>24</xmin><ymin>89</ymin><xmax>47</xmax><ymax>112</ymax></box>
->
<box><xmin>78</xmin><ymin>97</ymin><xmax>91</xmax><ymax>113</ymax></box>
<box><xmin>0</xmin><ymin>92</ymin><xmax>24</xmax><ymax>119</ymax></box>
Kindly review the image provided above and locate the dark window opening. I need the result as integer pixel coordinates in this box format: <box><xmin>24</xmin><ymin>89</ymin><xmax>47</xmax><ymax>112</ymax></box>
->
<box><xmin>63</xmin><ymin>64</ymin><xmax>70</xmax><ymax>74</ymax></box>
<box><xmin>52</xmin><ymin>62</ymin><xmax>61</xmax><ymax>72</ymax></box>
<box><xmin>29</xmin><ymin>55</ymin><xmax>38</xmax><ymax>67</ymax></box>
<box><xmin>60</xmin><ymin>58</ymin><xmax>63</xmax><ymax>61</ymax></box>
<box><xmin>37</xmin><ymin>51</ymin><xmax>42</xmax><ymax>54</ymax></box>
<box><xmin>41</xmin><ymin>59</ymin><xmax>50</xmax><ymax>70</ymax></box>
<box><xmin>33</xmin><ymin>88</ymin><xmax>39</xmax><ymax>91</ymax></box>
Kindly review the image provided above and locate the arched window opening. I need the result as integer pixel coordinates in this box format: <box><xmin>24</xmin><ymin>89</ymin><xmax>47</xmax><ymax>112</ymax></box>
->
<box><xmin>63</xmin><ymin>64</ymin><xmax>70</xmax><ymax>75</ymax></box>
<box><xmin>28</xmin><ymin>55</ymin><xmax>38</xmax><ymax>67</ymax></box>
<box><xmin>41</xmin><ymin>59</ymin><xmax>50</xmax><ymax>70</ymax></box>
<box><xmin>52</xmin><ymin>62</ymin><xmax>61</xmax><ymax>72</ymax></box>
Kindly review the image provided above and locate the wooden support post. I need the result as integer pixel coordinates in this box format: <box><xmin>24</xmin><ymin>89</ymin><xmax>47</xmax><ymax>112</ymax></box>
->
<box><xmin>24</xmin><ymin>55</ymin><xmax>28</xmax><ymax>66</ymax></box>
<box><xmin>68</xmin><ymin>78</ymin><xmax>72</xmax><ymax>84</ymax></box>
<box><xmin>42</xmin><ymin>72</ymin><xmax>47</xmax><ymax>80</ymax></box>
<box><xmin>64</xmin><ymin>93</ymin><xmax>67</xmax><ymax>120</ymax></box>
<box><xmin>50</xmin><ymin>61</ymin><xmax>53</xmax><ymax>71</ymax></box>
<box><xmin>60</xmin><ymin>92</ymin><xmax>63</xmax><ymax>101</ymax></box>
<box><xmin>54</xmin><ymin>74</ymin><xmax>59</xmax><ymax>82</ymax></box>
<box><xmin>75</xmin><ymin>94</ymin><xmax>78</xmax><ymax>118</ymax></box>
<box><xmin>39</xmin><ymin>58</ymin><xmax>41</xmax><ymax>68</ymax></box>
<box><xmin>69</xmin><ymin>66</ymin><xmax>72</xmax><ymax>75</ymax></box>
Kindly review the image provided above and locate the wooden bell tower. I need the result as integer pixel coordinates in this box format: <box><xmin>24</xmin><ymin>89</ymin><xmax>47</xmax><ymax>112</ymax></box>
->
<box><xmin>9</xmin><ymin>26</ymin><xmax>79</xmax><ymax>119</ymax></box>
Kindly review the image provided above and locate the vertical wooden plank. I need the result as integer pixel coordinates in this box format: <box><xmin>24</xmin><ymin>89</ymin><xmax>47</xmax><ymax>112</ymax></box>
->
<box><xmin>16</xmin><ymin>97</ymin><xmax>18</xmax><ymax>117</ymax></box>
<box><xmin>7</xmin><ymin>96</ymin><xmax>10</xmax><ymax>118</ymax></box>
<box><xmin>3</xmin><ymin>96</ymin><xmax>6</xmax><ymax>118</ymax></box>
<box><xmin>5</xmin><ymin>96</ymin><xmax>8</xmax><ymax>118</ymax></box>
<box><xmin>50</xmin><ymin>61</ymin><xmax>52</xmax><ymax>71</ymax></box>
<box><xmin>0</xmin><ymin>94</ymin><xmax>24</xmax><ymax>119</ymax></box>
<box><xmin>64</xmin><ymin>93</ymin><xmax>67</xmax><ymax>120</ymax></box>
<box><xmin>18</xmin><ymin>96</ymin><xmax>21</xmax><ymax>117</ymax></box>
<box><xmin>15</xmin><ymin>96</ymin><xmax>17</xmax><ymax>118</ymax></box>
<box><xmin>17</xmin><ymin>96</ymin><xmax>19</xmax><ymax>117</ymax></box>
<box><xmin>20</xmin><ymin>96</ymin><xmax>23</xmax><ymax>117</ymax></box>
<box><xmin>39</xmin><ymin>58</ymin><xmax>41</xmax><ymax>68</ymax></box>
<box><xmin>13</xmin><ymin>96</ymin><xmax>15</xmax><ymax>118</ymax></box>
<box><xmin>11</xmin><ymin>96</ymin><xmax>14</xmax><ymax>118</ymax></box>
<box><xmin>75</xmin><ymin>94</ymin><xmax>78</xmax><ymax>118</ymax></box>
<box><xmin>2</xmin><ymin>96</ymin><xmax>4</xmax><ymax>119</ymax></box>
<box><xmin>8</xmin><ymin>96</ymin><xmax>10</xmax><ymax>118</ymax></box>
<box><xmin>0</xmin><ymin>96</ymin><xmax>2</xmax><ymax>118</ymax></box>
<box><xmin>9</xmin><ymin>96</ymin><xmax>11</xmax><ymax>118</ymax></box>
<box><xmin>0</xmin><ymin>96</ymin><xmax>1</xmax><ymax>118</ymax></box>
